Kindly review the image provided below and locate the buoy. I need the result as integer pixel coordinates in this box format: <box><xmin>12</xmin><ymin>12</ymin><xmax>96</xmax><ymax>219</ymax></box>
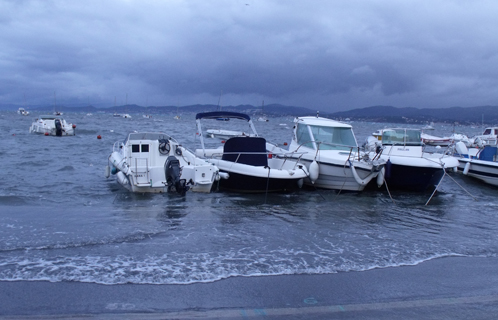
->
<box><xmin>72</xmin><ymin>124</ymin><xmax>76</xmax><ymax>129</ymax></box>
<box><xmin>97</xmin><ymin>135</ymin><xmax>102</xmax><ymax>139</ymax></box>
<box><xmin>309</xmin><ymin>160</ymin><xmax>319</xmax><ymax>183</ymax></box>
<box><xmin>463</xmin><ymin>162</ymin><xmax>471</xmax><ymax>175</ymax></box>
<box><xmin>283</xmin><ymin>142</ymin><xmax>288</xmax><ymax>146</ymax></box>
<box><xmin>44</xmin><ymin>132</ymin><xmax>49</xmax><ymax>136</ymax></box>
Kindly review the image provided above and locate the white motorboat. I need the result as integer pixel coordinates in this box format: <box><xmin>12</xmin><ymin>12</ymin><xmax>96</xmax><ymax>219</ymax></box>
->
<box><xmin>421</xmin><ymin>133</ymin><xmax>452</xmax><ymax>146</ymax></box>
<box><xmin>365</xmin><ymin>128</ymin><xmax>459</xmax><ymax>191</ymax></box>
<box><xmin>121</xmin><ymin>114</ymin><xmax>132</xmax><ymax>119</ymax></box>
<box><xmin>106</xmin><ymin>132</ymin><xmax>221</xmax><ymax>195</ymax></box>
<box><xmin>273</xmin><ymin>115</ymin><xmax>385</xmax><ymax>192</ymax></box>
<box><xmin>195</xmin><ymin>111</ymin><xmax>309</xmax><ymax>193</ymax></box>
<box><xmin>17</xmin><ymin>108</ymin><xmax>30</xmax><ymax>116</ymax></box>
<box><xmin>454</xmin><ymin>142</ymin><xmax>498</xmax><ymax>187</ymax></box>
<box><xmin>29</xmin><ymin>115</ymin><xmax>76</xmax><ymax>136</ymax></box>
<box><xmin>471</xmin><ymin>127</ymin><xmax>498</xmax><ymax>147</ymax></box>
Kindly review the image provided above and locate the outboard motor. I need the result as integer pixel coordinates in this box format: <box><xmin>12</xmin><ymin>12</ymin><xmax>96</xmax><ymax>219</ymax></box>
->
<box><xmin>54</xmin><ymin>119</ymin><xmax>63</xmax><ymax>136</ymax></box>
<box><xmin>165</xmin><ymin>156</ymin><xmax>189</xmax><ymax>196</ymax></box>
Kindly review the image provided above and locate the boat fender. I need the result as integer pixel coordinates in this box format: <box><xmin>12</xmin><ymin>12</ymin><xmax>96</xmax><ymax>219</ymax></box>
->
<box><xmin>376</xmin><ymin>167</ymin><xmax>385</xmax><ymax>188</ymax></box>
<box><xmin>111</xmin><ymin>167</ymin><xmax>118</xmax><ymax>175</ymax></box>
<box><xmin>309</xmin><ymin>160</ymin><xmax>319</xmax><ymax>183</ymax></box>
<box><xmin>385</xmin><ymin>159</ymin><xmax>392</xmax><ymax>179</ymax></box>
<box><xmin>218</xmin><ymin>172</ymin><xmax>229</xmax><ymax>180</ymax></box>
<box><xmin>297</xmin><ymin>178</ymin><xmax>304</xmax><ymax>189</ymax></box>
<box><xmin>116</xmin><ymin>171</ymin><xmax>129</xmax><ymax>185</ymax></box>
<box><xmin>105</xmin><ymin>165</ymin><xmax>110</xmax><ymax>178</ymax></box>
<box><xmin>463</xmin><ymin>162</ymin><xmax>471</xmax><ymax>175</ymax></box>
<box><xmin>453</xmin><ymin>167</ymin><xmax>458</xmax><ymax>173</ymax></box>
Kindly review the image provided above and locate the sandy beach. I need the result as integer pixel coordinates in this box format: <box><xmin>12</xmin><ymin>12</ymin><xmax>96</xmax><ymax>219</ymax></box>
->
<box><xmin>1</xmin><ymin>256</ymin><xmax>497</xmax><ymax>319</ymax></box>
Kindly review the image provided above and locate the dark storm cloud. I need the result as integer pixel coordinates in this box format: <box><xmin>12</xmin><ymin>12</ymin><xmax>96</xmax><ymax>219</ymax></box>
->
<box><xmin>1</xmin><ymin>0</ymin><xmax>498</xmax><ymax>111</ymax></box>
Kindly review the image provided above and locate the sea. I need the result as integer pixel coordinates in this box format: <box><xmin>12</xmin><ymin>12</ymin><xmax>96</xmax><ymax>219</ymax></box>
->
<box><xmin>1</xmin><ymin>111</ymin><xmax>497</xmax><ymax>285</ymax></box>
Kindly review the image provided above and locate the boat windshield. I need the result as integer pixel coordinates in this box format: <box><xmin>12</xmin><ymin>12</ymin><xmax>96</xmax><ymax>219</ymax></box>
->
<box><xmin>382</xmin><ymin>129</ymin><xmax>422</xmax><ymax>146</ymax></box>
<box><xmin>296</xmin><ymin>123</ymin><xmax>357</xmax><ymax>150</ymax></box>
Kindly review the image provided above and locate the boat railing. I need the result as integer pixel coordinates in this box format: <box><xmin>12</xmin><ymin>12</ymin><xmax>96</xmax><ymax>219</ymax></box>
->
<box><xmin>206</xmin><ymin>150</ymin><xmax>304</xmax><ymax>169</ymax></box>
<box><xmin>295</xmin><ymin>141</ymin><xmax>362</xmax><ymax>161</ymax></box>
<box><xmin>112</xmin><ymin>141</ymin><xmax>124</xmax><ymax>153</ymax></box>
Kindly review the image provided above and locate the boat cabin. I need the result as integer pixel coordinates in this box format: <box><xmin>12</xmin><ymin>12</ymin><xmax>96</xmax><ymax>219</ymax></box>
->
<box><xmin>294</xmin><ymin>118</ymin><xmax>358</xmax><ymax>151</ymax></box>
<box><xmin>381</xmin><ymin>129</ymin><xmax>423</xmax><ymax>146</ymax></box>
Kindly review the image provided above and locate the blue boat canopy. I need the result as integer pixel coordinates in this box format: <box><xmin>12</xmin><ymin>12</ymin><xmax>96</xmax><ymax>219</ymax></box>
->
<box><xmin>195</xmin><ymin>111</ymin><xmax>251</xmax><ymax>121</ymax></box>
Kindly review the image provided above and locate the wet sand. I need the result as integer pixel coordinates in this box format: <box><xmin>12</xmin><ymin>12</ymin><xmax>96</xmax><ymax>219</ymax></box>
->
<box><xmin>1</xmin><ymin>256</ymin><xmax>497</xmax><ymax>319</ymax></box>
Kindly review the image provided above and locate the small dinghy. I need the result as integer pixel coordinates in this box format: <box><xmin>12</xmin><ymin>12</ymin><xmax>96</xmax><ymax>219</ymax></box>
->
<box><xmin>106</xmin><ymin>132</ymin><xmax>221</xmax><ymax>195</ymax></box>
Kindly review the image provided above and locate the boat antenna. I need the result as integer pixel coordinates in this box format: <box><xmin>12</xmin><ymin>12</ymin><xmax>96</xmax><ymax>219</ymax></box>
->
<box><xmin>217</xmin><ymin>90</ymin><xmax>223</xmax><ymax>111</ymax></box>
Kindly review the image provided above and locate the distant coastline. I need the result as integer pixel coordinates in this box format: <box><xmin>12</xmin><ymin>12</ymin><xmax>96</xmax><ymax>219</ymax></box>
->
<box><xmin>2</xmin><ymin>103</ymin><xmax>497</xmax><ymax>125</ymax></box>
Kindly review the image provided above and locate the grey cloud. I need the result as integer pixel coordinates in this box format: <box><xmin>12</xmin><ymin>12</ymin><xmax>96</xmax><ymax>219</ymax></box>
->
<box><xmin>1</xmin><ymin>0</ymin><xmax>498</xmax><ymax>111</ymax></box>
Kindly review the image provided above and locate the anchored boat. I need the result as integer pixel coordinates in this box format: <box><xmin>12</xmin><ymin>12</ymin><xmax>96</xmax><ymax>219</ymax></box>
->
<box><xmin>106</xmin><ymin>132</ymin><xmax>221</xmax><ymax>195</ymax></box>
<box><xmin>195</xmin><ymin>111</ymin><xmax>309</xmax><ymax>193</ymax></box>
<box><xmin>273</xmin><ymin>115</ymin><xmax>385</xmax><ymax>192</ymax></box>
<box><xmin>29</xmin><ymin>115</ymin><xmax>76</xmax><ymax>136</ymax></box>
<box><xmin>365</xmin><ymin>128</ymin><xmax>459</xmax><ymax>191</ymax></box>
<box><xmin>454</xmin><ymin>141</ymin><xmax>498</xmax><ymax>187</ymax></box>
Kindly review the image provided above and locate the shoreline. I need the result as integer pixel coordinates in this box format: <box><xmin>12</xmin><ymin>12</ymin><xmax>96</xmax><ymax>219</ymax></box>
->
<box><xmin>1</xmin><ymin>256</ymin><xmax>497</xmax><ymax>319</ymax></box>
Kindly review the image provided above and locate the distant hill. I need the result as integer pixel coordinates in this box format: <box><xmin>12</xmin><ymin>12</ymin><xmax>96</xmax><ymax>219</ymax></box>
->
<box><xmin>330</xmin><ymin>105</ymin><xmax>498</xmax><ymax>125</ymax></box>
<box><xmin>0</xmin><ymin>103</ymin><xmax>316</xmax><ymax>117</ymax></box>
<box><xmin>2</xmin><ymin>102</ymin><xmax>497</xmax><ymax>125</ymax></box>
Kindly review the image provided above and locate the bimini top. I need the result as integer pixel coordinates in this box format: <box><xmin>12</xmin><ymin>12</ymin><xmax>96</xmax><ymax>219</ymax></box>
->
<box><xmin>195</xmin><ymin>111</ymin><xmax>251</xmax><ymax>121</ymax></box>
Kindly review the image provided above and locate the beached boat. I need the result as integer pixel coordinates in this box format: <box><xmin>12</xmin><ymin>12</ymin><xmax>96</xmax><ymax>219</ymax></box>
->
<box><xmin>365</xmin><ymin>128</ymin><xmax>459</xmax><ymax>191</ymax></box>
<box><xmin>29</xmin><ymin>115</ymin><xmax>76</xmax><ymax>136</ymax></box>
<box><xmin>454</xmin><ymin>141</ymin><xmax>498</xmax><ymax>187</ymax></box>
<box><xmin>272</xmin><ymin>116</ymin><xmax>385</xmax><ymax>192</ymax></box>
<box><xmin>106</xmin><ymin>132</ymin><xmax>221</xmax><ymax>195</ymax></box>
<box><xmin>195</xmin><ymin>111</ymin><xmax>308</xmax><ymax>193</ymax></box>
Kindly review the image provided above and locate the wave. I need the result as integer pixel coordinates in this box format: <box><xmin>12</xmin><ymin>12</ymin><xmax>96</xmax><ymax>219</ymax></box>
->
<box><xmin>0</xmin><ymin>250</ymin><xmax>473</xmax><ymax>285</ymax></box>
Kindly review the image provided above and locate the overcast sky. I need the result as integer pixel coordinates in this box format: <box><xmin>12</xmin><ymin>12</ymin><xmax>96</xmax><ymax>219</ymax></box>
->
<box><xmin>2</xmin><ymin>0</ymin><xmax>498</xmax><ymax>112</ymax></box>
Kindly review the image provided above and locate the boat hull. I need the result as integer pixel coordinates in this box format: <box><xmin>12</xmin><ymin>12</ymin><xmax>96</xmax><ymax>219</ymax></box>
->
<box><xmin>216</xmin><ymin>170</ymin><xmax>303</xmax><ymax>193</ymax></box>
<box><xmin>457</xmin><ymin>158</ymin><xmax>498</xmax><ymax>187</ymax></box>
<box><xmin>298</xmin><ymin>158</ymin><xmax>381</xmax><ymax>192</ymax></box>
<box><xmin>384</xmin><ymin>163</ymin><xmax>445</xmax><ymax>191</ymax></box>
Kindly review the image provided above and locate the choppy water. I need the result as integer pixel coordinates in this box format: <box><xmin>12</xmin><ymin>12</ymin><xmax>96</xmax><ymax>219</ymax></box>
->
<box><xmin>0</xmin><ymin>111</ymin><xmax>496</xmax><ymax>285</ymax></box>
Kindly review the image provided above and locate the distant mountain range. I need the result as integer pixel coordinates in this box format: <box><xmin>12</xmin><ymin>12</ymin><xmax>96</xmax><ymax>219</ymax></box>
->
<box><xmin>2</xmin><ymin>103</ymin><xmax>497</xmax><ymax>125</ymax></box>
<box><xmin>330</xmin><ymin>105</ymin><xmax>498</xmax><ymax>125</ymax></box>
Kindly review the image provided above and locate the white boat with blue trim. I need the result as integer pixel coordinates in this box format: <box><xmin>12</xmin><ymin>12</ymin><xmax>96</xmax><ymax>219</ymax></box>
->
<box><xmin>196</xmin><ymin>111</ymin><xmax>309</xmax><ymax>193</ymax></box>
<box><xmin>454</xmin><ymin>141</ymin><xmax>498</xmax><ymax>187</ymax></box>
<box><xmin>365</xmin><ymin>128</ymin><xmax>459</xmax><ymax>191</ymax></box>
